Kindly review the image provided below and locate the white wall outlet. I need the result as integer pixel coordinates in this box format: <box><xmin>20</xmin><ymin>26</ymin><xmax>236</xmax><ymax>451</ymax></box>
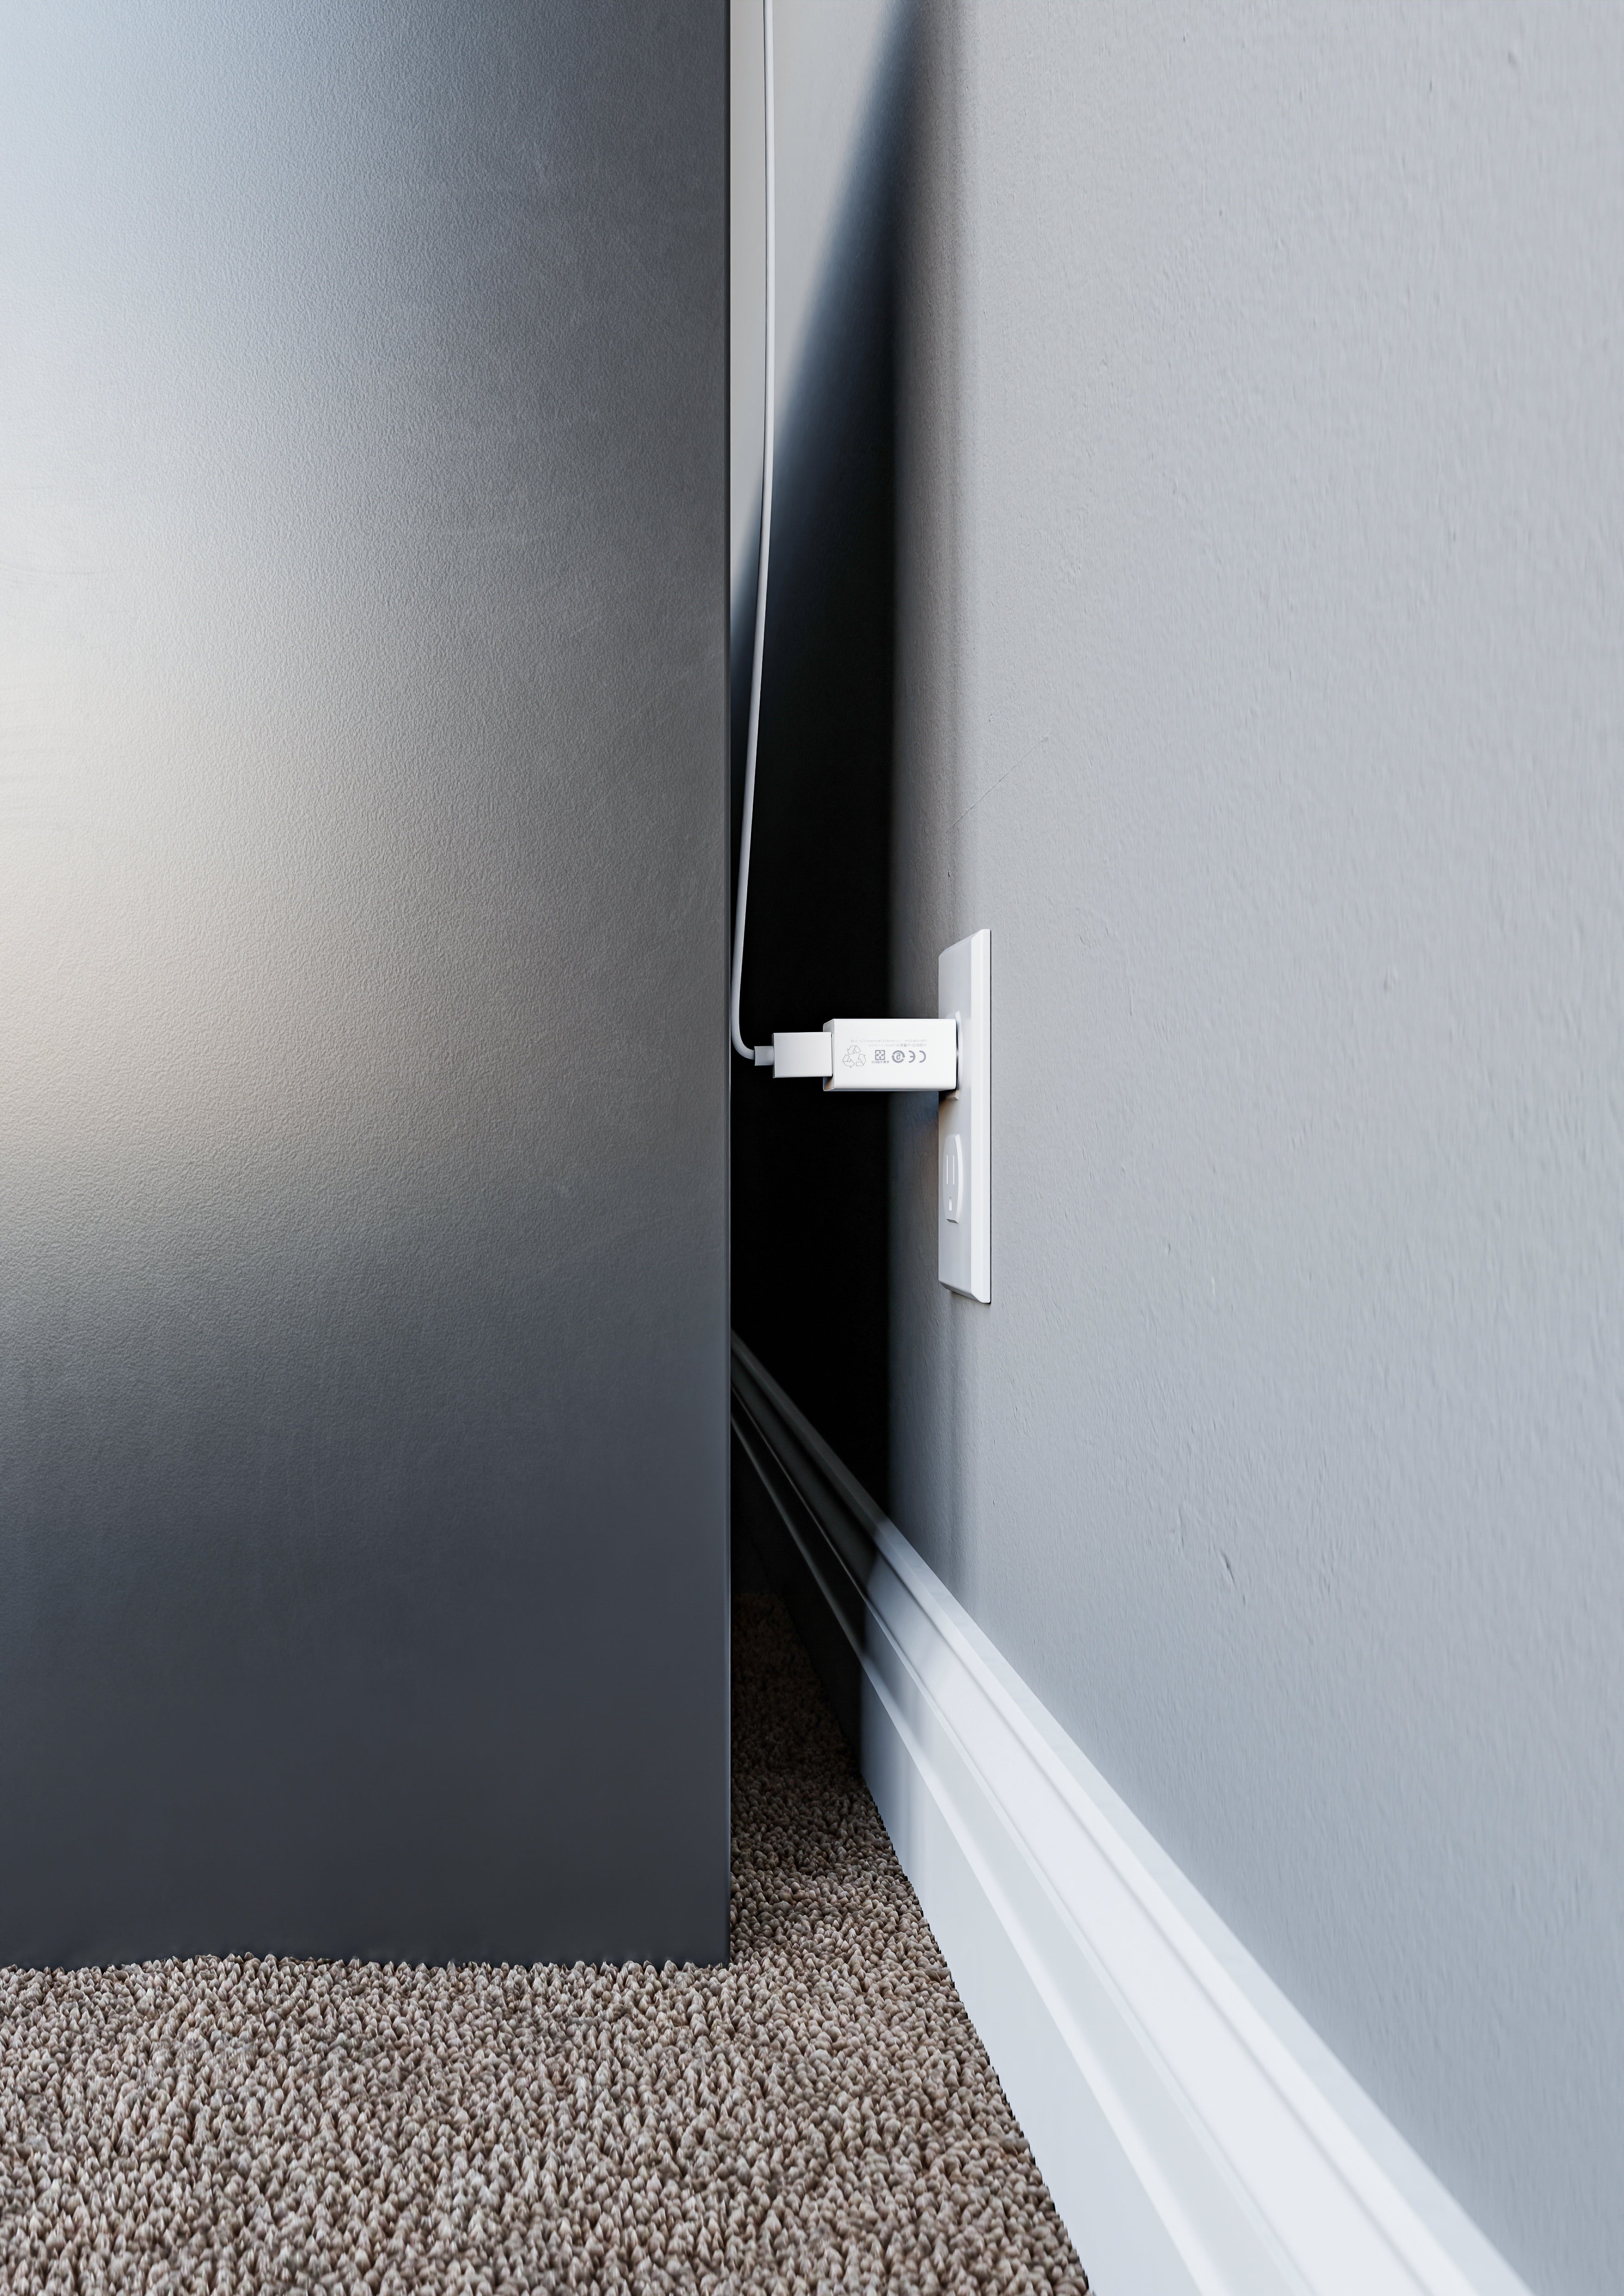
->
<box><xmin>942</xmin><ymin>1132</ymin><xmax>963</xmax><ymax>1220</ymax></box>
<box><xmin>938</xmin><ymin>929</ymin><xmax>990</xmax><ymax>1300</ymax></box>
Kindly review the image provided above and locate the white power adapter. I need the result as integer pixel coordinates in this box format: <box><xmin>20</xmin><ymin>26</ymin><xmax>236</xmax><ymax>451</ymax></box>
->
<box><xmin>768</xmin><ymin>1015</ymin><xmax>958</xmax><ymax>1091</ymax></box>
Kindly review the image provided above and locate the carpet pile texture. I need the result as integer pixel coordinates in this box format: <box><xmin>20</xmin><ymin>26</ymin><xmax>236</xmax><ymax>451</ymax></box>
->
<box><xmin>1</xmin><ymin>1593</ymin><xmax>1087</xmax><ymax>2293</ymax></box>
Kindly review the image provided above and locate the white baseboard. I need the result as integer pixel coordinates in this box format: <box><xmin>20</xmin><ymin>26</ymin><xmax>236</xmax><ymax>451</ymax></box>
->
<box><xmin>731</xmin><ymin>1338</ymin><xmax>1535</xmax><ymax>2296</ymax></box>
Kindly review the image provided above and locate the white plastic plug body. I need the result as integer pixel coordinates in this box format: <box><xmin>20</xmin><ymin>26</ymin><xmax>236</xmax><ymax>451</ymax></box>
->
<box><xmin>769</xmin><ymin>1018</ymin><xmax>957</xmax><ymax>1090</ymax></box>
<box><xmin>769</xmin><ymin>1031</ymin><xmax>831</xmax><ymax>1078</ymax></box>
<box><xmin>823</xmin><ymin>1016</ymin><xmax>957</xmax><ymax>1092</ymax></box>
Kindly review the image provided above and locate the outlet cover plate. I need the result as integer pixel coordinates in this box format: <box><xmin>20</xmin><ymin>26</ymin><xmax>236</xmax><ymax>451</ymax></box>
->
<box><xmin>938</xmin><ymin>929</ymin><xmax>990</xmax><ymax>1300</ymax></box>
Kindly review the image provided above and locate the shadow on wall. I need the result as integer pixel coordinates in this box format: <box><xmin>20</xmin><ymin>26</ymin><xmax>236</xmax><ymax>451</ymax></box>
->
<box><xmin>730</xmin><ymin>5</ymin><xmax>915</xmax><ymax>1511</ymax></box>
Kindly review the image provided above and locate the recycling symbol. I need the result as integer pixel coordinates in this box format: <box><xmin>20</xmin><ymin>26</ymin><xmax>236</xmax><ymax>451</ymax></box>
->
<box><xmin>842</xmin><ymin>1042</ymin><xmax>865</xmax><ymax>1067</ymax></box>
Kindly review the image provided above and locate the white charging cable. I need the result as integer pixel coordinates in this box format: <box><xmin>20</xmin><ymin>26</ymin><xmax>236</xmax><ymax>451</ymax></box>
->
<box><xmin>727</xmin><ymin>2</ymin><xmax>958</xmax><ymax>1099</ymax></box>
<box><xmin>730</xmin><ymin>0</ymin><xmax>776</xmax><ymax>1066</ymax></box>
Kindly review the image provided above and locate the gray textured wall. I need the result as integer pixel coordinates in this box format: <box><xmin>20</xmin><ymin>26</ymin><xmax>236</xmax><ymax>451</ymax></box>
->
<box><xmin>884</xmin><ymin>10</ymin><xmax>1623</xmax><ymax>2294</ymax></box>
<box><xmin>0</xmin><ymin>0</ymin><xmax>729</xmax><ymax>1969</ymax></box>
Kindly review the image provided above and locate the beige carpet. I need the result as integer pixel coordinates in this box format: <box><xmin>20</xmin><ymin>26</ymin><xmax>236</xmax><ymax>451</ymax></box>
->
<box><xmin>0</xmin><ymin>1593</ymin><xmax>1087</xmax><ymax>2293</ymax></box>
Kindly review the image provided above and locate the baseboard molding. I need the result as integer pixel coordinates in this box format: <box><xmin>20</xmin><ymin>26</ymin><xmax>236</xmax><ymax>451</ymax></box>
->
<box><xmin>731</xmin><ymin>1336</ymin><xmax>1534</xmax><ymax>2296</ymax></box>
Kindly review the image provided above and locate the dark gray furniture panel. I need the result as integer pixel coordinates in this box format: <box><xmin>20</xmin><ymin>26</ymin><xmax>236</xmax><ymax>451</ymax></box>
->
<box><xmin>0</xmin><ymin>0</ymin><xmax>728</xmax><ymax>1967</ymax></box>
